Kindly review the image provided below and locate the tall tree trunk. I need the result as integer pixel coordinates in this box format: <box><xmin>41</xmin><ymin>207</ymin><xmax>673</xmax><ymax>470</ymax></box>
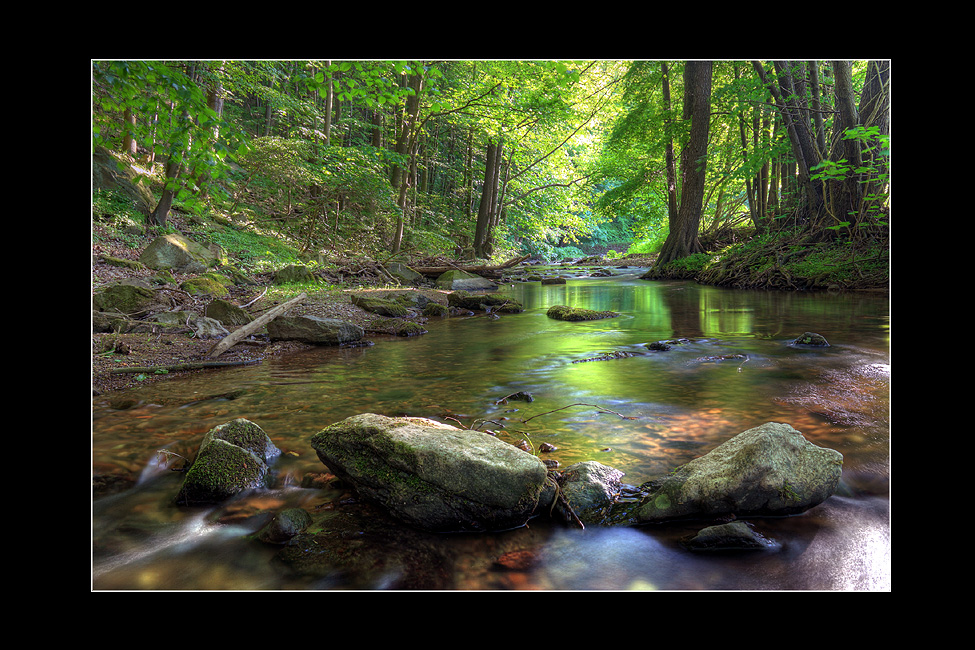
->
<box><xmin>391</xmin><ymin>71</ymin><xmax>424</xmax><ymax>254</ymax></box>
<box><xmin>661</xmin><ymin>62</ymin><xmax>679</xmax><ymax>226</ymax></box>
<box><xmin>655</xmin><ymin>61</ymin><xmax>712</xmax><ymax>266</ymax></box>
<box><xmin>474</xmin><ymin>139</ymin><xmax>501</xmax><ymax>258</ymax></box>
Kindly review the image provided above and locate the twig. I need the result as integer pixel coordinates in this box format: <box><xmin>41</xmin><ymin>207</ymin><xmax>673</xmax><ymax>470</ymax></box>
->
<box><xmin>520</xmin><ymin>402</ymin><xmax>636</xmax><ymax>424</ymax></box>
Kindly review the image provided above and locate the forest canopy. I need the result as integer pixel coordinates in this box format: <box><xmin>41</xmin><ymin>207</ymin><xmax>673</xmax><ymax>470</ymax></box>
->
<box><xmin>91</xmin><ymin>59</ymin><xmax>890</xmax><ymax>273</ymax></box>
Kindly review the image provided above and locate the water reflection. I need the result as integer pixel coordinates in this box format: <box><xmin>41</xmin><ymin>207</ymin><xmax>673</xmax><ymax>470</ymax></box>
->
<box><xmin>92</xmin><ymin>277</ymin><xmax>890</xmax><ymax>590</ymax></box>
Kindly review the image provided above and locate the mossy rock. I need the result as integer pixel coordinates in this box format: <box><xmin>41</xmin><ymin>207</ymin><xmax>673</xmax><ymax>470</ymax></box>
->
<box><xmin>546</xmin><ymin>305</ymin><xmax>619</xmax><ymax>321</ymax></box>
<box><xmin>273</xmin><ymin>264</ymin><xmax>316</xmax><ymax>285</ymax></box>
<box><xmin>92</xmin><ymin>283</ymin><xmax>160</xmax><ymax>314</ymax></box>
<box><xmin>447</xmin><ymin>290</ymin><xmax>523</xmax><ymax>313</ymax></box>
<box><xmin>422</xmin><ymin>302</ymin><xmax>449</xmax><ymax>317</ymax></box>
<box><xmin>180</xmin><ymin>276</ymin><xmax>230</xmax><ymax>297</ymax></box>
<box><xmin>351</xmin><ymin>294</ymin><xmax>409</xmax><ymax>317</ymax></box>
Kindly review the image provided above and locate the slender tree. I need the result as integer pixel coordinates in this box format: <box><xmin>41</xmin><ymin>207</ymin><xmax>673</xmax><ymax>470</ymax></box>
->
<box><xmin>655</xmin><ymin>60</ymin><xmax>712</xmax><ymax>266</ymax></box>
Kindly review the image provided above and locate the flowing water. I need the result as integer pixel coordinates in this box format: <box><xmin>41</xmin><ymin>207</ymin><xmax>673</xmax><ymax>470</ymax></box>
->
<box><xmin>91</xmin><ymin>270</ymin><xmax>891</xmax><ymax>591</ymax></box>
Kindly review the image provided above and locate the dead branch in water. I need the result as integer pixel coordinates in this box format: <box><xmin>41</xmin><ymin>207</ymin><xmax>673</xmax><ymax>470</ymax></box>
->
<box><xmin>520</xmin><ymin>403</ymin><xmax>637</xmax><ymax>424</ymax></box>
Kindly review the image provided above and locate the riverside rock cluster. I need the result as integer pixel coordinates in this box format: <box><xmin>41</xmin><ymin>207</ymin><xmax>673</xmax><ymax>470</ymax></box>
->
<box><xmin>172</xmin><ymin>411</ymin><xmax>844</xmax><ymax>553</ymax></box>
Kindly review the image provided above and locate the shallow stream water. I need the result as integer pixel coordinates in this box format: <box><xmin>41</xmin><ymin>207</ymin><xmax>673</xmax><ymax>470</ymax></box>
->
<box><xmin>91</xmin><ymin>270</ymin><xmax>890</xmax><ymax>590</ymax></box>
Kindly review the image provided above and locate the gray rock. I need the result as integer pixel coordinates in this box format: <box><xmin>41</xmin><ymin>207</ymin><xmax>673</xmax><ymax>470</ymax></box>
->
<box><xmin>267</xmin><ymin>315</ymin><xmax>364</xmax><ymax>345</ymax></box>
<box><xmin>555</xmin><ymin>461</ymin><xmax>626</xmax><ymax>526</ymax></box>
<box><xmin>682</xmin><ymin>520</ymin><xmax>776</xmax><ymax>552</ymax></box>
<box><xmin>435</xmin><ymin>270</ymin><xmax>498</xmax><ymax>290</ymax></box>
<box><xmin>310</xmin><ymin>413</ymin><xmax>549</xmax><ymax>532</ymax></box>
<box><xmin>385</xmin><ymin>262</ymin><xmax>424</xmax><ymax>285</ymax></box>
<box><xmin>205</xmin><ymin>299</ymin><xmax>253</xmax><ymax>326</ymax></box>
<box><xmin>139</xmin><ymin>233</ymin><xmax>220</xmax><ymax>273</ymax></box>
<box><xmin>618</xmin><ymin>422</ymin><xmax>843</xmax><ymax>524</ymax></box>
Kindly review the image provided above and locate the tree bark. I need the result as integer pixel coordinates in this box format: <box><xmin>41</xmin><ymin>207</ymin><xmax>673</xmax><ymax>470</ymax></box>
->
<box><xmin>474</xmin><ymin>139</ymin><xmax>501</xmax><ymax>258</ymax></box>
<box><xmin>656</xmin><ymin>61</ymin><xmax>712</xmax><ymax>266</ymax></box>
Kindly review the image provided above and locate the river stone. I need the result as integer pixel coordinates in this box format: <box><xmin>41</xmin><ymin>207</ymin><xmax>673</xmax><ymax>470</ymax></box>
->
<box><xmin>792</xmin><ymin>332</ymin><xmax>830</xmax><ymax>346</ymax></box>
<box><xmin>310</xmin><ymin>413</ymin><xmax>549</xmax><ymax>532</ymax></box>
<box><xmin>618</xmin><ymin>422</ymin><xmax>843</xmax><ymax>524</ymax></box>
<box><xmin>176</xmin><ymin>419</ymin><xmax>281</xmax><ymax>505</ymax></box>
<box><xmin>555</xmin><ymin>461</ymin><xmax>626</xmax><ymax>526</ymax></box>
<box><xmin>435</xmin><ymin>269</ymin><xmax>498</xmax><ymax>291</ymax></box>
<box><xmin>139</xmin><ymin>233</ymin><xmax>219</xmax><ymax>273</ymax></box>
<box><xmin>267</xmin><ymin>315</ymin><xmax>364</xmax><ymax>345</ymax></box>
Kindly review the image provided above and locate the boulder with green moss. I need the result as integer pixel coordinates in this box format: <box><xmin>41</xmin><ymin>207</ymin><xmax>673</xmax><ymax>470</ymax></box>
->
<box><xmin>310</xmin><ymin>413</ymin><xmax>549</xmax><ymax>532</ymax></box>
<box><xmin>447</xmin><ymin>290</ymin><xmax>523</xmax><ymax>313</ymax></box>
<box><xmin>546</xmin><ymin>304</ymin><xmax>619</xmax><ymax>321</ymax></box>
<box><xmin>92</xmin><ymin>283</ymin><xmax>163</xmax><ymax>315</ymax></box>
<box><xmin>273</xmin><ymin>264</ymin><xmax>316</xmax><ymax>285</ymax></box>
<box><xmin>176</xmin><ymin>419</ymin><xmax>281</xmax><ymax>505</ymax></box>
<box><xmin>351</xmin><ymin>294</ymin><xmax>409</xmax><ymax>317</ymax></box>
<box><xmin>180</xmin><ymin>276</ymin><xmax>230</xmax><ymax>297</ymax></box>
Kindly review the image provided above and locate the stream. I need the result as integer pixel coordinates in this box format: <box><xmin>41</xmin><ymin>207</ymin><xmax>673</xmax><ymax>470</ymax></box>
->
<box><xmin>91</xmin><ymin>269</ymin><xmax>891</xmax><ymax>590</ymax></box>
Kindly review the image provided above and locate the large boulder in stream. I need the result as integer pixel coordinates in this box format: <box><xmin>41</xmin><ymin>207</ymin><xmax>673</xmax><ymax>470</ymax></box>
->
<box><xmin>610</xmin><ymin>422</ymin><xmax>843</xmax><ymax>524</ymax></box>
<box><xmin>310</xmin><ymin>413</ymin><xmax>549</xmax><ymax>533</ymax></box>
<box><xmin>176</xmin><ymin>419</ymin><xmax>281</xmax><ymax>505</ymax></box>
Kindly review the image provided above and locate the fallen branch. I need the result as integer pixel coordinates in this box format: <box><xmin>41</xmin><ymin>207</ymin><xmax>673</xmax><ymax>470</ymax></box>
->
<box><xmin>108</xmin><ymin>359</ymin><xmax>262</xmax><ymax>374</ymax></box>
<box><xmin>207</xmin><ymin>292</ymin><xmax>307</xmax><ymax>358</ymax></box>
<box><xmin>411</xmin><ymin>254</ymin><xmax>530</xmax><ymax>277</ymax></box>
<box><xmin>520</xmin><ymin>402</ymin><xmax>637</xmax><ymax>424</ymax></box>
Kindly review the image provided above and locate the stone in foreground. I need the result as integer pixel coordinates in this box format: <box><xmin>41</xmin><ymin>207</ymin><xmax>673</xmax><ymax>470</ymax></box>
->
<box><xmin>616</xmin><ymin>422</ymin><xmax>843</xmax><ymax>524</ymax></box>
<box><xmin>310</xmin><ymin>413</ymin><xmax>548</xmax><ymax>532</ymax></box>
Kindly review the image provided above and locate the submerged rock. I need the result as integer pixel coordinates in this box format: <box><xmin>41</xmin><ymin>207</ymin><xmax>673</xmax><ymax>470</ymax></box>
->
<box><xmin>310</xmin><ymin>413</ymin><xmax>548</xmax><ymax>533</ymax></box>
<box><xmin>792</xmin><ymin>332</ymin><xmax>830</xmax><ymax>347</ymax></box>
<box><xmin>681</xmin><ymin>520</ymin><xmax>777</xmax><ymax>552</ymax></box>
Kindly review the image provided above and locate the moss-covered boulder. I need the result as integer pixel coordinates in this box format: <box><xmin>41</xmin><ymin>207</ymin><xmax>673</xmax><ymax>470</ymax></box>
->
<box><xmin>176</xmin><ymin>419</ymin><xmax>281</xmax><ymax>505</ymax></box>
<box><xmin>180</xmin><ymin>276</ymin><xmax>230</xmax><ymax>297</ymax></box>
<box><xmin>273</xmin><ymin>264</ymin><xmax>316</xmax><ymax>285</ymax></box>
<box><xmin>92</xmin><ymin>283</ymin><xmax>161</xmax><ymax>314</ymax></box>
<box><xmin>422</xmin><ymin>302</ymin><xmax>449</xmax><ymax>317</ymax></box>
<box><xmin>351</xmin><ymin>294</ymin><xmax>409</xmax><ymax>317</ymax></box>
<box><xmin>447</xmin><ymin>290</ymin><xmax>523</xmax><ymax>313</ymax></box>
<box><xmin>310</xmin><ymin>413</ymin><xmax>549</xmax><ymax>532</ymax></box>
<box><xmin>611</xmin><ymin>422</ymin><xmax>843</xmax><ymax>524</ymax></box>
<box><xmin>546</xmin><ymin>304</ymin><xmax>619</xmax><ymax>321</ymax></box>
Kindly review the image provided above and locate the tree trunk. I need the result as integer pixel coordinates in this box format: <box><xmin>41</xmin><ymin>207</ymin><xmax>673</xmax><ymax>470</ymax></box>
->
<box><xmin>391</xmin><ymin>72</ymin><xmax>423</xmax><ymax>254</ymax></box>
<box><xmin>148</xmin><ymin>155</ymin><xmax>180</xmax><ymax>228</ymax></box>
<box><xmin>474</xmin><ymin>139</ymin><xmax>501</xmax><ymax>258</ymax></box>
<box><xmin>655</xmin><ymin>61</ymin><xmax>712</xmax><ymax>266</ymax></box>
<box><xmin>660</xmin><ymin>62</ymin><xmax>679</xmax><ymax>227</ymax></box>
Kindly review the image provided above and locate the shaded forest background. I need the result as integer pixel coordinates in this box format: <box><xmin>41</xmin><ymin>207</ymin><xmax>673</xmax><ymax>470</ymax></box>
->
<box><xmin>91</xmin><ymin>59</ymin><xmax>890</xmax><ymax>289</ymax></box>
